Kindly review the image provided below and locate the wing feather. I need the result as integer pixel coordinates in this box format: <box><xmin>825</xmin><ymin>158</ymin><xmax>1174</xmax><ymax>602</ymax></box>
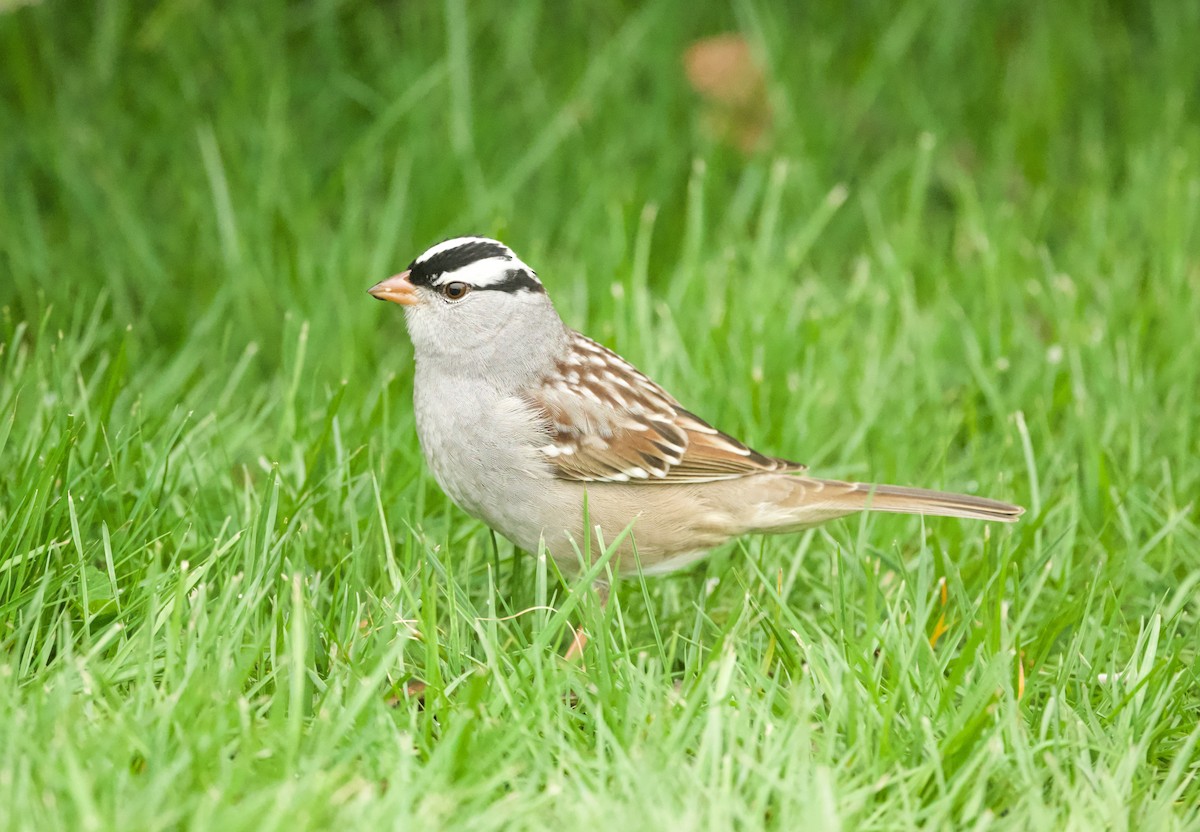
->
<box><xmin>526</xmin><ymin>333</ymin><xmax>805</xmax><ymax>484</ymax></box>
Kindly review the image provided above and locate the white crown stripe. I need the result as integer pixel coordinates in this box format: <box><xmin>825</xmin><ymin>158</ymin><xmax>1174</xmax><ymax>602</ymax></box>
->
<box><xmin>430</xmin><ymin>257</ymin><xmax>537</xmax><ymax>288</ymax></box>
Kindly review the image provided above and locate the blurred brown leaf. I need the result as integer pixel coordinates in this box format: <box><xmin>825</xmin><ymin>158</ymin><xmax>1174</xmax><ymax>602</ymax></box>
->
<box><xmin>684</xmin><ymin>34</ymin><xmax>772</xmax><ymax>153</ymax></box>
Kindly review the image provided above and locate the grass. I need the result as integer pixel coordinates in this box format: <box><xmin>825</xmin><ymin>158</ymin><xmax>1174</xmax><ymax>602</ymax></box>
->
<box><xmin>2</xmin><ymin>0</ymin><xmax>1199</xmax><ymax>828</ymax></box>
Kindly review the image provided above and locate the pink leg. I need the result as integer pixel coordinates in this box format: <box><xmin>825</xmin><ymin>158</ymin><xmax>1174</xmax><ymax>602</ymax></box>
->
<box><xmin>563</xmin><ymin>582</ymin><xmax>610</xmax><ymax>662</ymax></box>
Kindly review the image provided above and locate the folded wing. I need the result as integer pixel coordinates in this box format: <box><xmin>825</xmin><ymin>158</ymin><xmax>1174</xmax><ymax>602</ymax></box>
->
<box><xmin>527</xmin><ymin>332</ymin><xmax>805</xmax><ymax>483</ymax></box>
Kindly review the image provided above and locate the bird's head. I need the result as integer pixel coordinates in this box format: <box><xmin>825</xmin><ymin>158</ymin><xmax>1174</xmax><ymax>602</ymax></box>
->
<box><xmin>370</xmin><ymin>236</ymin><xmax>564</xmax><ymax>375</ymax></box>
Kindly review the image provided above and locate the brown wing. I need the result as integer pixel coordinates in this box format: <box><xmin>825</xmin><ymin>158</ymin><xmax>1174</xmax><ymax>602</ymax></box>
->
<box><xmin>526</xmin><ymin>332</ymin><xmax>805</xmax><ymax>484</ymax></box>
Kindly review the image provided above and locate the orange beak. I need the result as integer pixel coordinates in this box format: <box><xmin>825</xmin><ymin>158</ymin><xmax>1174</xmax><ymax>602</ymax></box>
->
<box><xmin>368</xmin><ymin>270</ymin><xmax>420</xmax><ymax>306</ymax></box>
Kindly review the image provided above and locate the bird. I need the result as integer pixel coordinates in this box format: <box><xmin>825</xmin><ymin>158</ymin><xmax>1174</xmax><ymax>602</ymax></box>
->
<box><xmin>369</xmin><ymin>236</ymin><xmax>1023</xmax><ymax>649</ymax></box>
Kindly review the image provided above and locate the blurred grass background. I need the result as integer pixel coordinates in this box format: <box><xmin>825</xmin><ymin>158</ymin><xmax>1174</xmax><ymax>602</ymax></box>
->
<box><xmin>1</xmin><ymin>0</ymin><xmax>1199</xmax><ymax>828</ymax></box>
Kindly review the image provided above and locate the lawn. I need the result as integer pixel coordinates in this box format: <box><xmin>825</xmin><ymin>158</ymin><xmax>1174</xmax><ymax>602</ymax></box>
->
<box><xmin>2</xmin><ymin>0</ymin><xmax>1199</xmax><ymax>828</ymax></box>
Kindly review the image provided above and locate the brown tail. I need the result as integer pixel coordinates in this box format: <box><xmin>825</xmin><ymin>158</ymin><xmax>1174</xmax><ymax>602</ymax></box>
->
<box><xmin>833</xmin><ymin>480</ymin><xmax>1024</xmax><ymax>522</ymax></box>
<box><xmin>760</xmin><ymin>477</ymin><xmax>1024</xmax><ymax>533</ymax></box>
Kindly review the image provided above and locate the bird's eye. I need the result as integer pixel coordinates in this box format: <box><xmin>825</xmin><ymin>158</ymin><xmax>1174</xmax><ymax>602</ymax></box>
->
<box><xmin>442</xmin><ymin>281</ymin><xmax>470</xmax><ymax>300</ymax></box>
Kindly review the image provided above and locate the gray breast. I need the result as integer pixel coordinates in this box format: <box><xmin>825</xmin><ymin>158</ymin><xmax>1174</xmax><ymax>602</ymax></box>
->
<box><xmin>412</xmin><ymin>369</ymin><xmax>555</xmax><ymax>547</ymax></box>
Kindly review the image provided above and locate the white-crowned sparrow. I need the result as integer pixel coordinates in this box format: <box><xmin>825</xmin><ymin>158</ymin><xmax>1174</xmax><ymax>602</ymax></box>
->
<box><xmin>370</xmin><ymin>237</ymin><xmax>1023</xmax><ymax>581</ymax></box>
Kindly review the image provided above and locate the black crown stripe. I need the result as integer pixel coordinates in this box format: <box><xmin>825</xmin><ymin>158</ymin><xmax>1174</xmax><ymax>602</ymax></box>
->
<box><xmin>407</xmin><ymin>240</ymin><xmax>511</xmax><ymax>286</ymax></box>
<box><xmin>405</xmin><ymin>240</ymin><xmax>545</xmax><ymax>294</ymax></box>
<box><xmin>478</xmin><ymin>268</ymin><xmax>545</xmax><ymax>295</ymax></box>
